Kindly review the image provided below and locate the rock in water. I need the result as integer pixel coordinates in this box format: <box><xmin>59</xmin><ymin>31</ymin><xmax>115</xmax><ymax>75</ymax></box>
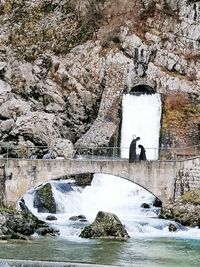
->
<box><xmin>79</xmin><ymin>211</ymin><xmax>130</xmax><ymax>240</ymax></box>
<box><xmin>141</xmin><ymin>203</ymin><xmax>150</xmax><ymax>209</ymax></box>
<box><xmin>33</xmin><ymin>183</ymin><xmax>57</xmax><ymax>213</ymax></box>
<box><xmin>168</xmin><ymin>223</ymin><xmax>177</xmax><ymax>232</ymax></box>
<box><xmin>46</xmin><ymin>215</ymin><xmax>57</xmax><ymax>221</ymax></box>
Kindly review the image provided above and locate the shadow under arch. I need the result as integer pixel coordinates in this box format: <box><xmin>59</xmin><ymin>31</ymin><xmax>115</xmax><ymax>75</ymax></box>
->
<box><xmin>130</xmin><ymin>84</ymin><xmax>156</xmax><ymax>95</ymax></box>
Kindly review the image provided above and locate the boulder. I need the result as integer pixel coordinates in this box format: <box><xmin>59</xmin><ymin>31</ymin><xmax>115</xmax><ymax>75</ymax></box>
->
<box><xmin>52</xmin><ymin>138</ymin><xmax>74</xmax><ymax>159</ymax></box>
<box><xmin>0</xmin><ymin>119</ymin><xmax>14</xmax><ymax>133</ymax></box>
<box><xmin>35</xmin><ymin>227</ymin><xmax>59</xmax><ymax>236</ymax></box>
<box><xmin>33</xmin><ymin>183</ymin><xmax>57</xmax><ymax>213</ymax></box>
<box><xmin>141</xmin><ymin>203</ymin><xmax>150</xmax><ymax>209</ymax></box>
<box><xmin>168</xmin><ymin>223</ymin><xmax>177</xmax><ymax>232</ymax></box>
<box><xmin>69</xmin><ymin>215</ymin><xmax>87</xmax><ymax>221</ymax></box>
<box><xmin>46</xmin><ymin>215</ymin><xmax>57</xmax><ymax>221</ymax></box>
<box><xmin>12</xmin><ymin>111</ymin><xmax>57</xmax><ymax>145</ymax></box>
<box><xmin>0</xmin><ymin>208</ymin><xmax>55</xmax><ymax>240</ymax></box>
<box><xmin>0</xmin><ymin>98</ymin><xmax>31</xmax><ymax>119</ymax></box>
<box><xmin>153</xmin><ymin>198</ymin><xmax>162</xmax><ymax>208</ymax></box>
<box><xmin>79</xmin><ymin>211</ymin><xmax>130</xmax><ymax>240</ymax></box>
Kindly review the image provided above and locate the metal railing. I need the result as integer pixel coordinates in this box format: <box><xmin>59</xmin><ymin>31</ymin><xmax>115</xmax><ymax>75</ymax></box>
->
<box><xmin>0</xmin><ymin>143</ymin><xmax>199</xmax><ymax>161</ymax></box>
<box><xmin>74</xmin><ymin>145</ymin><xmax>200</xmax><ymax>161</ymax></box>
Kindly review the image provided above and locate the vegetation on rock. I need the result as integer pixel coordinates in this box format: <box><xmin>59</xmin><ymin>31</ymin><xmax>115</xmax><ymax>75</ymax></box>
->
<box><xmin>1</xmin><ymin>0</ymin><xmax>106</xmax><ymax>60</ymax></box>
<box><xmin>161</xmin><ymin>93</ymin><xmax>200</xmax><ymax>148</ymax></box>
<box><xmin>181</xmin><ymin>188</ymin><xmax>200</xmax><ymax>205</ymax></box>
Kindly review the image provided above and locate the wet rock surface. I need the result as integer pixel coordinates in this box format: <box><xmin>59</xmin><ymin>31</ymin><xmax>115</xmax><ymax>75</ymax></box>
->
<box><xmin>33</xmin><ymin>183</ymin><xmax>57</xmax><ymax>213</ymax></box>
<box><xmin>79</xmin><ymin>211</ymin><xmax>130</xmax><ymax>240</ymax></box>
<box><xmin>0</xmin><ymin>208</ymin><xmax>59</xmax><ymax>240</ymax></box>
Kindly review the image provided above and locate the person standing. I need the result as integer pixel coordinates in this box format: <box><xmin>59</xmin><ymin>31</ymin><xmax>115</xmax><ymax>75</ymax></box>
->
<box><xmin>129</xmin><ymin>136</ymin><xmax>140</xmax><ymax>163</ymax></box>
<box><xmin>138</xmin><ymin>144</ymin><xmax>147</xmax><ymax>161</ymax></box>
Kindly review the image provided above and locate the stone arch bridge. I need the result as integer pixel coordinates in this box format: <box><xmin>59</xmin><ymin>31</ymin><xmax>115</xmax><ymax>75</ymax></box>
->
<box><xmin>0</xmin><ymin>157</ymin><xmax>200</xmax><ymax>207</ymax></box>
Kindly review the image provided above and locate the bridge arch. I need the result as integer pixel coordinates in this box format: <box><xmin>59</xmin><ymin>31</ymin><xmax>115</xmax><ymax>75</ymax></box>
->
<box><xmin>3</xmin><ymin>158</ymin><xmax>177</xmax><ymax>207</ymax></box>
<box><xmin>18</xmin><ymin>172</ymin><xmax>162</xmax><ymax>210</ymax></box>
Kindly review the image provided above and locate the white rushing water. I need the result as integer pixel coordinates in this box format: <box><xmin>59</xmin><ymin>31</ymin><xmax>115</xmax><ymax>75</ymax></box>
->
<box><xmin>121</xmin><ymin>93</ymin><xmax>162</xmax><ymax>160</ymax></box>
<box><xmin>22</xmin><ymin>93</ymin><xmax>200</xmax><ymax>241</ymax></box>
<box><xmin>23</xmin><ymin>176</ymin><xmax>200</xmax><ymax>241</ymax></box>
<box><xmin>23</xmin><ymin>175</ymin><xmax>158</xmax><ymax>238</ymax></box>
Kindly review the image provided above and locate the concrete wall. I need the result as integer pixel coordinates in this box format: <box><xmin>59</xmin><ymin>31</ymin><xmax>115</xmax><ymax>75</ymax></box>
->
<box><xmin>0</xmin><ymin>157</ymin><xmax>199</xmax><ymax>207</ymax></box>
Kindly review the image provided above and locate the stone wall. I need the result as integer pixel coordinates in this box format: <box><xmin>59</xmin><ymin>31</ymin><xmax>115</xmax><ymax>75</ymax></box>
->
<box><xmin>175</xmin><ymin>157</ymin><xmax>200</xmax><ymax>200</ymax></box>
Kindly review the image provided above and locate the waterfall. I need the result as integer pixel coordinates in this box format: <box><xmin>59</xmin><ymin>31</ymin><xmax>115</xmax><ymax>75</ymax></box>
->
<box><xmin>120</xmin><ymin>93</ymin><xmax>162</xmax><ymax>160</ymax></box>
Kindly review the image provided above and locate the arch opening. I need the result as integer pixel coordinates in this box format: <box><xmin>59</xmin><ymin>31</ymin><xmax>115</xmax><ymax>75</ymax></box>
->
<box><xmin>130</xmin><ymin>84</ymin><xmax>156</xmax><ymax>95</ymax></box>
<box><xmin>21</xmin><ymin>172</ymin><xmax>162</xmax><ymax>217</ymax></box>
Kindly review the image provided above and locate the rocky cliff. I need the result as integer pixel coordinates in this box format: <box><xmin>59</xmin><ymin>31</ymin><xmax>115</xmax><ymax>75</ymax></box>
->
<box><xmin>0</xmin><ymin>0</ymin><xmax>199</xmax><ymax>158</ymax></box>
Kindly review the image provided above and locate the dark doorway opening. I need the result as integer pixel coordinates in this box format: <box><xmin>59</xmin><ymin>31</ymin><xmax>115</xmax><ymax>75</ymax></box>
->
<box><xmin>130</xmin><ymin>85</ymin><xmax>156</xmax><ymax>95</ymax></box>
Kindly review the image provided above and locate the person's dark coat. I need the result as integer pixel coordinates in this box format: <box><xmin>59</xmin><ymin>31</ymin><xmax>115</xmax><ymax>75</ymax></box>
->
<box><xmin>129</xmin><ymin>137</ymin><xmax>140</xmax><ymax>163</ymax></box>
<box><xmin>138</xmin><ymin>145</ymin><xmax>147</xmax><ymax>161</ymax></box>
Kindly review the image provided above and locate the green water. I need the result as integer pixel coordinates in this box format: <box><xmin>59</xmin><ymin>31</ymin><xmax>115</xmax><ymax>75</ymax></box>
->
<box><xmin>0</xmin><ymin>236</ymin><xmax>200</xmax><ymax>266</ymax></box>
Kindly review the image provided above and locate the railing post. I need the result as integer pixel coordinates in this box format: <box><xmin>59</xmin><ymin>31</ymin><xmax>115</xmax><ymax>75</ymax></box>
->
<box><xmin>92</xmin><ymin>147</ymin><xmax>94</xmax><ymax>160</ymax></box>
<box><xmin>6</xmin><ymin>145</ymin><xmax>9</xmax><ymax>169</ymax></box>
<box><xmin>195</xmin><ymin>145</ymin><xmax>197</xmax><ymax>156</ymax></box>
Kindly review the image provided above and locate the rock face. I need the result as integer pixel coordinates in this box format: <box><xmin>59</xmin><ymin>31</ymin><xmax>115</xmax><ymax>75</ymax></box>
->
<box><xmin>0</xmin><ymin>0</ymin><xmax>199</xmax><ymax>155</ymax></box>
<box><xmin>79</xmin><ymin>211</ymin><xmax>130</xmax><ymax>240</ymax></box>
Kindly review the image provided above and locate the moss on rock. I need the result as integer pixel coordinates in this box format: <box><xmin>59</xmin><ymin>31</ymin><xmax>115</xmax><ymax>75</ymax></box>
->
<box><xmin>181</xmin><ymin>188</ymin><xmax>200</xmax><ymax>205</ymax></box>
